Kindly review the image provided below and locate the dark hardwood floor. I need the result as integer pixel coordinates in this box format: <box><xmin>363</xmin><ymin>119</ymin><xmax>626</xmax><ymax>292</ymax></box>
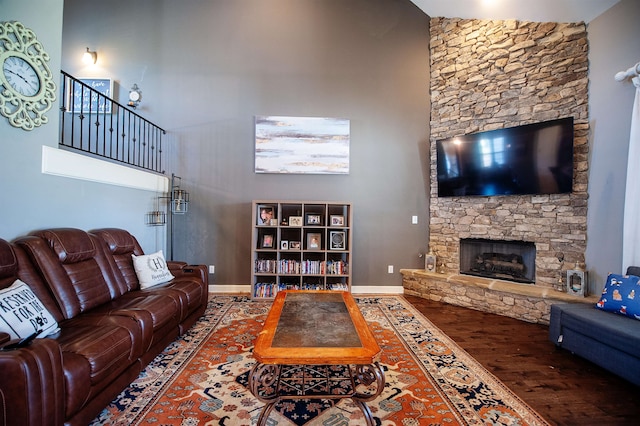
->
<box><xmin>403</xmin><ymin>295</ymin><xmax>640</xmax><ymax>426</ymax></box>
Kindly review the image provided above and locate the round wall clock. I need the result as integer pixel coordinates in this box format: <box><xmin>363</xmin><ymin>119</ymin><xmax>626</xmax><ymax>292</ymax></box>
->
<box><xmin>0</xmin><ymin>21</ymin><xmax>56</xmax><ymax>131</ymax></box>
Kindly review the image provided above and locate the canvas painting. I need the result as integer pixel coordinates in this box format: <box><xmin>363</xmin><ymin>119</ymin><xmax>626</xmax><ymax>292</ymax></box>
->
<box><xmin>255</xmin><ymin>116</ymin><xmax>350</xmax><ymax>174</ymax></box>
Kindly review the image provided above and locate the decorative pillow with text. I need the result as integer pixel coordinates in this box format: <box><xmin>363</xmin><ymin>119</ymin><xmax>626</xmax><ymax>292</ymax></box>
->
<box><xmin>0</xmin><ymin>279</ymin><xmax>60</xmax><ymax>340</ymax></box>
<box><xmin>132</xmin><ymin>250</ymin><xmax>175</xmax><ymax>289</ymax></box>
<box><xmin>595</xmin><ymin>273</ymin><xmax>640</xmax><ymax>320</ymax></box>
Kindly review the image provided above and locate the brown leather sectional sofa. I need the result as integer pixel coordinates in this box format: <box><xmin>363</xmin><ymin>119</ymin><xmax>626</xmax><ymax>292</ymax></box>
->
<box><xmin>0</xmin><ymin>228</ymin><xmax>208</xmax><ymax>426</ymax></box>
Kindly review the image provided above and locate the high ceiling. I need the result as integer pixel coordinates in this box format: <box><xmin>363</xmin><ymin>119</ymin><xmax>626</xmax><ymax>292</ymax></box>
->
<box><xmin>411</xmin><ymin>0</ymin><xmax>620</xmax><ymax>23</ymax></box>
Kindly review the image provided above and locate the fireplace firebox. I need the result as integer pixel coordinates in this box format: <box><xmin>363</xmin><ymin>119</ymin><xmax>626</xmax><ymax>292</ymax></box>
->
<box><xmin>459</xmin><ymin>238</ymin><xmax>535</xmax><ymax>283</ymax></box>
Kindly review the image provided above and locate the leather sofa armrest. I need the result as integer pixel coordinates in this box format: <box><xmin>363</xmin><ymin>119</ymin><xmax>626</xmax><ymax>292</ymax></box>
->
<box><xmin>167</xmin><ymin>260</ymin><xmax>188</xmax><ymax>269</ymax></box>
<box><xmin>0</xmin><ymin>338</ymin><xmax>65</xmax><ymax>426</ymax></box>
<box><xmin>168</xmin><ymin>263</ymin><xmax>209</xmax><ymax>287</ymax></box>
<box><xmin>0</xmin><ymin>332</ymin><xmax>10</xmax><ymax>345</ymax></box>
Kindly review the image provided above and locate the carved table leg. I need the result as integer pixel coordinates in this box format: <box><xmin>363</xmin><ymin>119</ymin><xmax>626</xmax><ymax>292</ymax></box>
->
<box><xmin>351</xmin><ymin>362</ymin><xmax>386</xmax><ymax>426</ymax></box>
<box><xmin>249</xmin><ymin>363</ymin><xmax>281</xmax><ymax>426</ymax></box>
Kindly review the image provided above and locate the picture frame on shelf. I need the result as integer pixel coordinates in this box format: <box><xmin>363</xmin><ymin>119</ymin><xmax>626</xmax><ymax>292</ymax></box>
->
<box><xmin>305</xmin><ymin>214</ymin><xmax>322</xmax><ymax>226</ymax></box>
<box><xmin>307</xmin><ymin>233</ymin><xmax>321</xmax><ymax>250</ymax></box>
<box><xmin>261</xmin><ymin>234</ymin><xmax>274</xmax><ymax>249</ymax></box>
<box><xmin>289</xmin><ymin>216</ymin><xmax>303</xmax><ymax>226</ymax></box>
<box><xmin>257</xmin><ymin>205</ymin><xmax>275</xmax><ymax>225</ymax></box>
<box><xmin>329</xmin><ymin>231</ymin><xmax>346</xmax><ymax>250</ymax></box>
<box><xmin>289</xmin><ymin>241</ymin><xmax>301</xmax><ymax>250</ymax></box>
<box><xmin>281</xmin><ymin>240</ymin><xmax>289</xmax><ymax>250</ymax></box>
<box><xmin>330</xmin><ymin>215</ymin><xmax>345</xmax><ymax>226</ymax></box>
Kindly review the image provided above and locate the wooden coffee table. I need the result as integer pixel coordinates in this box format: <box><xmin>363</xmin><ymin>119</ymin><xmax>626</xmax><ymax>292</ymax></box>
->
<box><xmin>249</xmin><ymin>290</ymin><xmax>384</xmax><ymax>425</ymax></box>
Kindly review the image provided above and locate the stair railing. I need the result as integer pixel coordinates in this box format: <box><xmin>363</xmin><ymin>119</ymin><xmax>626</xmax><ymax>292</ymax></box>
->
<box><xmin>59</xmin><ymin>71</ymin><xmax>166</xmax><ymax>174</ymax></box>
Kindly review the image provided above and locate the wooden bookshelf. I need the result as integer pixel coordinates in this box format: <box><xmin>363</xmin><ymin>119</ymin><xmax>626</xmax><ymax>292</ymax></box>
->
<box><xmin>251</xmin><ymin>200</ymin><xmax>352</xmax><ymax>299</ymax></box>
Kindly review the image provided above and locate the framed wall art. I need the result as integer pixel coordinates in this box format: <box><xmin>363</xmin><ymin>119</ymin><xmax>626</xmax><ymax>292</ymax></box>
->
<box><xmin>68</xmin><ymin>78</ymin><xmax>113</xmax><ymax>114</ymax></box>
<box><xmin>255</xmin><ymin>116</ymin><xmax>350</xmax><ymax>174</ymax></box>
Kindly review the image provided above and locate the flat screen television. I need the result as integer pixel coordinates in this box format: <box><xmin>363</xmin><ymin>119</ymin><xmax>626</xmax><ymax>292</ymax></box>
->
<box><xmin>436</xmin><ymin>117</ymin><xmax>574</xmax><ymax>197</ymax></box>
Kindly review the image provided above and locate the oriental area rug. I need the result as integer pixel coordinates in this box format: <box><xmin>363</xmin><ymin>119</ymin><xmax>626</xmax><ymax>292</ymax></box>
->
<box><xmin>90</xmin><ymin>295</ymin><xmax>549</xmax><ymax>426</ymax></box>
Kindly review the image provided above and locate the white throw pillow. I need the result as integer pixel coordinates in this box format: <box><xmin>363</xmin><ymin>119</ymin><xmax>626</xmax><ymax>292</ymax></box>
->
<box><xmin>132</xmin><ymin>250</ymin><xmax>175</xmax><ymax>289</ymax></box>
<box><xmin>0</xmin><ymin>279</ymin><xmax>60</xmax><ymax>340</ymax></box>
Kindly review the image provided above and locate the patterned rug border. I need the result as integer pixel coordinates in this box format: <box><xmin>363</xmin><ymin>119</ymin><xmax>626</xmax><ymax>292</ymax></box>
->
<box><xmin>90</xmin><ymin>294</ymin><xmax>550</xmax><ymax>426</ymax></box>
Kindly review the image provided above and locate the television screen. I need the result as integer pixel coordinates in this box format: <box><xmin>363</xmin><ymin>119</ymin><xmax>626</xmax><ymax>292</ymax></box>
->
<box><xmin>436</xmin><ymin>117</ymin><xmax>574</xmax><ymax>197</ymax></box>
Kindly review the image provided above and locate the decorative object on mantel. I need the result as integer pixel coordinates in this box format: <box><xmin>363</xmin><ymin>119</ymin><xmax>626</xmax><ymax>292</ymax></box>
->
<box><xmin>424</xmin><ymin>248</ymin><xmax>437</xmax><ymax>272</ymax></box>
<box><xmin>617</xmin><ymin>60</ymin><xmax>640</xmax><ymax>274</ymax></box>
<box><xmin>0</xmin><ymin>21</ymin><xmax>57</xmax><ymax>130</ymax></box>
<box><xmin>566</xmin><ymin>264</ymin><xmax>587</xmax><ymax>297</ymax></box>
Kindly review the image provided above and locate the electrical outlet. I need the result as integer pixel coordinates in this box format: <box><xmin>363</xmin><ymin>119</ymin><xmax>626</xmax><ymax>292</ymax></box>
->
<box><xmin>412</xmin><ymin>215</ymin><xmax>418</xmax><ymax>224</ymax></box>
<box><xmin>388</xmin><ymin>265</ymin><xmax>394</xmax><ymax>274</ymax></box>
<box><xmin>209</xmin><ymin>265</ymin><xmax>215</xmax><ymax>274</ymax></box>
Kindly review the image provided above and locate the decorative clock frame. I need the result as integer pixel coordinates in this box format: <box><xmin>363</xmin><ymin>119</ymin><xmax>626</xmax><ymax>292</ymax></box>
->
<box><xmin>0</xmin><ymin>21</ymin><xmax>56</xmax><ymax>131</ymax></box>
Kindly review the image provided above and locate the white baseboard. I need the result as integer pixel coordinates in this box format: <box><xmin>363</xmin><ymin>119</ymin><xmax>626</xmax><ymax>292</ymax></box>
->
<box><xmin>351</xmin><ymin>286</ymin><xmax>404</xmax><ymax>294</ymax></box>
<box><xmin>208</xmin><ymin>284</ymin><xmax>404</xmax><ymax>295</ymax></box>
<box><xmin>209</xmin><ymin>285</ymin><xmax>251</xmax><ymax>293</ymax></box>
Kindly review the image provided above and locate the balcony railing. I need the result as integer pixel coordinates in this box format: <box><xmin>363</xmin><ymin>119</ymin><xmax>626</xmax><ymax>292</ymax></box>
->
<box><xmin>59</xmin><ymin>71</ymin><xmax>166</xmax><ymax>174</ymax></box>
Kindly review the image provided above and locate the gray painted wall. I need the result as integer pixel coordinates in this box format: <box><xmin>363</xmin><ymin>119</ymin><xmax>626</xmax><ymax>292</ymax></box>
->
<box><xmin>7</xmin><ymin>0</ymin><xmax>638</xmax><ymax>293</ymax></box>
<box><xmin>0</xmin><ymin>0</ymin><xmax>167</xmax><ymax>254</ymax></box>
<box><xmin>587</xmin><ymin>0</ymin><xmax>640</xmax><ymax>289</ymax></box>
<box><xmin>61</xmin><ymin>0</ymin><xmax>431</xmax><ymax>288</ymax></box>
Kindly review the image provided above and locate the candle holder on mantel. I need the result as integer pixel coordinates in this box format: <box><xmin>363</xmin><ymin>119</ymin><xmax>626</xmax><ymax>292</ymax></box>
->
<box><xmin>566</xmin><ymin>263</ymin><xmax>588</xmax><ymax>297</ymax></box>
<box><xmin>424</xmin><ymin>248</ymin><xmax>437</xmax><ymax>272</ymax></box>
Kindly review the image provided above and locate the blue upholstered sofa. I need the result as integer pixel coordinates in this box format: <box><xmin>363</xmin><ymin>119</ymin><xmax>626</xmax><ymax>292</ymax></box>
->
<box><xmin>549</xmin><ymin>267</ymin><xmax>640</xmax><ymax>386</ymax></box>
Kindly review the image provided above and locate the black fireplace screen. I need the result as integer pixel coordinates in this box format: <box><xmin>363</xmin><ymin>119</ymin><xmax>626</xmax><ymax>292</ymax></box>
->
<box><xmin>459</xmin><ymin>238</ymin><xmax>535</xmax><ymax>283</ymax></box>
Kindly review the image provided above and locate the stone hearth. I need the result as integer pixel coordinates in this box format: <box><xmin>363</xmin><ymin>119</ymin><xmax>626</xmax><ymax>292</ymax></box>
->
<box><xmin>401</xmin><ymin>269</ymin><xmax>598</xmax><ymax>324</ymax></box>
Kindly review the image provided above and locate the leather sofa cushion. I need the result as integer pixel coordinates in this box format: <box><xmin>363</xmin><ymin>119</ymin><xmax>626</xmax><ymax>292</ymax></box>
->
<box><xmin>92</xmin><ymin>228</ymin><xmax>139</xmax><ymax>256</ymax></box>
<box><xmin>33</xmin><ymin>229</ymin><xmax>97</xmax><ymax>264</ymax></box>
<box><xmin>56</xmin><ymin>322</ymin><xmax>137</xmax><ymax>418</ymax></box>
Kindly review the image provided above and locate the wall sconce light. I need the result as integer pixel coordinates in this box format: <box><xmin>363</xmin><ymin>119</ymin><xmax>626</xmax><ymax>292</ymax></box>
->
<box><xmin>128</xmin><ymin>84</ymin><xmax>142</xmax><ymax>109</ymax></box>
<box><xmin>82</xmin><ymin>47</ymin><xmax>97</xmax><ymax>65</ymax></box>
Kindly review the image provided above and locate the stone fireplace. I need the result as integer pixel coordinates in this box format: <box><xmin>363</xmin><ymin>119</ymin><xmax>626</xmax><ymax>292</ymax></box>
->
<box><xmin>426</xmin><ymin>17</ymin><xmax>589</xmax><ymax>291</ymax></box>
<box><xmin>402</xmin><ymin>18</ymin><xmax>594</xmax><ymax>324</ymax></box>
<box><xmin>459</xmin><ymin>238</ymin><xmax>535</xmax><ymax>283</ymax></box>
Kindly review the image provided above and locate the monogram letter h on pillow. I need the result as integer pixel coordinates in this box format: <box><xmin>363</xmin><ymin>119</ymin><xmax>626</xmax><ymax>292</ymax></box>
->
<box><xmin>132</xmin><ymin>250</ymin><xmax>175</xmax><ymax>289</ymax></box>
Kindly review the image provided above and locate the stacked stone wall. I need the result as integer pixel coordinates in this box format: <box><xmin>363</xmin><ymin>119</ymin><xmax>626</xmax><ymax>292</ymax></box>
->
<box><xmin>429</xmin><ymin>18</ymin><xmax>589</xmax><ymax>291</ymax></box>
